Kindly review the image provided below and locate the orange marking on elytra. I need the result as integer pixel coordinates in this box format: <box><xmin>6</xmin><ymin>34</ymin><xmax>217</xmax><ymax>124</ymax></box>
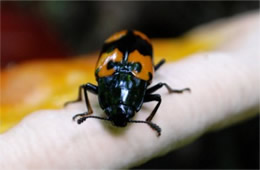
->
<box><xmin>133</xmin><ymin>30</ymin><xmax>151</xmax><ymax>44</ymax></box>
<box><xmin>128</xmin><ymin>50</ymin><xmax>154</xmax><ymax>81</ymax></box>
<box><xmin>105</xmin><ymin>30</ymin><xmax>128</xmax><ymax>43</ymax></box>
<box><xmin>96</xmin><ymin>48</ymin><xmax>123</xmax><ymax>77</ymax></box>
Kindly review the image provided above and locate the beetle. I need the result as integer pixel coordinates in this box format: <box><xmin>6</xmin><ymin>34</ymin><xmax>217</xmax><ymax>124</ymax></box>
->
<box><xmin>65</xmin><ymin>30</ymin><xmax>190</xmax><ymax>136</ymax></box>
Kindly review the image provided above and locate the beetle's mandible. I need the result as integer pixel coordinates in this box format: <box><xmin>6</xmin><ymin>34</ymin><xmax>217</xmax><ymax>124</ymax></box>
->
<box><xmin>65</xmin><ymin>30</ymin><xmax>190</xmax><ymax>136</ymax></box>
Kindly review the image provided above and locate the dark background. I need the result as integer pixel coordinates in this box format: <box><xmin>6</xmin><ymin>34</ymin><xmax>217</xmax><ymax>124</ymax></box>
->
<box><xmin>1</xmin><ymin>1</ymin><xmax>259</xmax><ymax>169</ymax></box>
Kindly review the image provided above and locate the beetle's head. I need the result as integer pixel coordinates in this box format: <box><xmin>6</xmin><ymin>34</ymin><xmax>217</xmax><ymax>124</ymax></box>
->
<box><xmin>105</xmin><ymin>104</ymin><xmax>135</xmax><ymax>127</ymax></box>
<box><xmin>75</xmin><ymin>104</ymin><xmax>161</xmax><ymax>136</ymax></box>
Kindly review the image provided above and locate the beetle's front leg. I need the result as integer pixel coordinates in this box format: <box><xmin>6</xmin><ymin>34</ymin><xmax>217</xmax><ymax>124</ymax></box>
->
<box><xmin>146</xmin><ymin>82</ymin><xmax>190</xmax><ymax>95</ymax></box>
<box><xmin>141</xmin><ymin>94</ymin><xmax>162</xmax><ymax>136</ymax></box>
<box><xmin>64</xmin><ymin>83</ymin><xmax>98</xmax><ymax>123</ymax></box>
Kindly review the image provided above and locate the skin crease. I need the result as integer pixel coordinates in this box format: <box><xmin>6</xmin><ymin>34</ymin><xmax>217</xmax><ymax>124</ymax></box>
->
<box><xmin>0</xmin><ymin>12</ymin><xmax>259</xmax><ymax>169</ymax></box>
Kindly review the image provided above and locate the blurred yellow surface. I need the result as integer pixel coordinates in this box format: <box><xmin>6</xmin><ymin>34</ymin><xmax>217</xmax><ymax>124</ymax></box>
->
<box><xmin>0</xmin><ymin>34</ymin><xmax>220</xmax><ymax>133</ymax></box>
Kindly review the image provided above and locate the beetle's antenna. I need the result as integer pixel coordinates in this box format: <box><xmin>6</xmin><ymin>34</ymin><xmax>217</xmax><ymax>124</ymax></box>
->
<box><xmin>128</xmin><ymin>120</ymin><xmax>161</xmax><ymax>136</ymax></box>
<box><xmin>76</xmin><ymin>116</ymin><xmax>111</xmax><ymax>124</ymax></box>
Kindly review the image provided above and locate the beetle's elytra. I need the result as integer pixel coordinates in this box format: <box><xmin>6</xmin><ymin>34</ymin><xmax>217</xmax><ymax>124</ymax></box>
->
<box><xmin>65</xmin><ymin>30</ymin><xmax>190</xmax><ymax>136</ymax></box>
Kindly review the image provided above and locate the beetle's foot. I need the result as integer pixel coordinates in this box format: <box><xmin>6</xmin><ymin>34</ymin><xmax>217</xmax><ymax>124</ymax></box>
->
<box><xmin>182</xmin><ymin>88</ymin><xmax>191</xmax><ymax>93</ymax></box>
<box><xmin>169</xmin><ymin>87</ymin><xmax>191</xmax><ymax>94</ymax></box>
<box><xmin>72</xmin><ymin>113</ymin><xmax>86</xmax><ymax>121</ymax></box>
<box><xmin>73</xmin><ymin>112</ymin><xmax>93</xmax><ymax>124</ymax></box>
<box><xmin>64</xmin><ymin>101</ymin><xmax>70</xmax><ymax>107</ymax></box>
<box><xmin>77</xmin><ymin>117</ymin><xmax>87</xmax><ymax>124</ymax></box>
<box><xmin>147</xmin><ymin>122</ymin><xmax>161</xmax><ymax>137</ymax></box>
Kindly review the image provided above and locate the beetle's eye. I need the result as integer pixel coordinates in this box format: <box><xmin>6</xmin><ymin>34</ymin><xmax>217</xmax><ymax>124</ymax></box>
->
<box><xmin>132</xmin><ymin>62</ymin><xmax>142</xmax><ymax>73</ymax></box>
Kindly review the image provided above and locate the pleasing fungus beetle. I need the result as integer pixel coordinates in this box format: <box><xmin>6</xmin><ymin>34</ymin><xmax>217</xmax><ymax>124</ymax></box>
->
<box><xmin>65</xmin><ymin>30</ymin><xmax>190</xmax><ymax>136</ymax></box>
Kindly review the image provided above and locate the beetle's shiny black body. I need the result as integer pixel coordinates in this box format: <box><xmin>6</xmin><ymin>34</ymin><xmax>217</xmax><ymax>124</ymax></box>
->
<box><xmin>66</xmin><ymin>30</ymin><xmax>190</xmax><ymax>136</ymax></box>
<box><xmin>98</xmin><ymin>74</ymin><xmax>147</xmax><ymax>127</ymax></box>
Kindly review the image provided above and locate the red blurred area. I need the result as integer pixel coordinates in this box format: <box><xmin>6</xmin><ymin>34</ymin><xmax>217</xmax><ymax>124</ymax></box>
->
<box><xmin>1</xmin><ymin>3</ymin><xmax>69</xmax><ymax>68</ymax></box>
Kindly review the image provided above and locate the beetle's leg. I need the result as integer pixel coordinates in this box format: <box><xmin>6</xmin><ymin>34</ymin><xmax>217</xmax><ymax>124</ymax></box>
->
<box><xmin>144</xmin><ymin>94</ymin><xmax>161</xmax><ymax>122</ymax></box>
<box><xmin>64</xmin><ymin>83</ymin><xmax>98</xmax><ymax>121</ymax></box>
<box><xmin>154</xmin><ymin>59</ymin><xmax>166</xmax><ymax>71</ymax></box>
<box><xmin>75</xmin><ymin>115</ymin><xmax>110</xmax><ymax>124</ymax></box>
<box><xmin>64</xmin><ymin>83</ymin><xmax>98</xmax><ymax>106</ymax></box>
<box><xmin>146</xmin><ymin>82</ymin><xmax>190</xmax><ymax>95</ymax></box>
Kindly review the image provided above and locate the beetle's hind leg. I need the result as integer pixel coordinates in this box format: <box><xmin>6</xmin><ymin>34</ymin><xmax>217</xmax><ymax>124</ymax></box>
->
<box><xmin>144</xmin><ymin>83</ymin><xmax>190</xmax><ymax>122</ymax></box>
<box><xmin>146</xmin><ymin>82</ymin><xmax>190</xmax><ymax>94</ymax></box>
<box><xmin>154</xmin><ymin>59</ymin><xmax>166</xmax><ymax>71</ymax></box>
<box><xmin>64</xmin><ymin>83</ymin><xmax>98</xmax><ymax>123</ymax></box>
<box><xmin>144</xmin><ymin>82</ymin><xmax>190</xmax><ymax>121</ymax></box>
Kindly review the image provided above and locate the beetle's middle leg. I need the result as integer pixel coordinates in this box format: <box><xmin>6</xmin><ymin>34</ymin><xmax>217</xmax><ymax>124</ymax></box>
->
<box><xmin>146</xmin><ymin>82</ymin><xmax>190</xmax><ymax>95</ymax></box>
<box><xmin>64</xmin><ymin>83</ymin><xmax>98</xmax><ymax>121</ymax></box>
